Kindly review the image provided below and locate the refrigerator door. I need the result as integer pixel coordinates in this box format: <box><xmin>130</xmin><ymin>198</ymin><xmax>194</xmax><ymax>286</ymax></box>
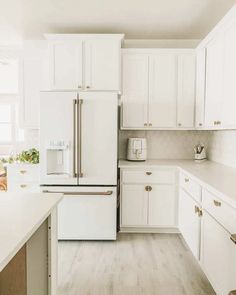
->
<box><xmin>43</xmin><ymin>186</ymin><xmax>117</xmax><ymax>240</ymax></box>
<box><xmin>78</xmin><ymin>92</ymin><xmax>117</xmax><ymax>185</ymax></box>
<box><xmin>40</xmin><ymin>91</ymin><xmax>78</xmax><ymax>185</ymax></box>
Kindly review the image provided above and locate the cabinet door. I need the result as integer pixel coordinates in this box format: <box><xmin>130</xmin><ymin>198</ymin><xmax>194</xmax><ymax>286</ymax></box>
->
<box><xmin>177</xmin><ymin>54</ymin><xmax>196</xmax><ymax>128</ymax></box>
<box><xmin>201</xmin><ymin>212</ymin><xmax>236</xmax><ymax>295</ymax></box>
<box><xmin>84</xmin><ymin>39</ymin><xmax>120</xmax><ymax>91</ymax></box>
<box><xmin>222</xmin><ymin>20</ymin><xmax>236</xmax><ymax>128</ymax></box>
<box><xmin>121</xmin><ymin>184</ymin><xmax>148</xmax><ymax>226</ymax></box>
<box><xmin>205</xmin><ymin>35</ymin><xmax>224</xmax><ymax>128</ymax></box>
<box><xmin>49</xmin><ymin>41</ymin><xmax>83</xmax><ymax>90</ymax></box>
<box><xmin>121</xmin><ymin>54</ymin><xmax>149</xmax><ymax>128</ymax></box>
<box><xmin>178</xmin><ymin>189</ymin><xmax>201</xmax><ymax>260</ymax></box>
<box><xmin>195</xmin><ymin>48</ymin><xmax>206</xmax><ymax>128</ymax></box>
<box><xmin>148</xmin><ymin>54</ymin><xmax>177</xmax><ymax>128</ymax></box>
<box><xmin>148</xmin><ymin>184</ymin><xmax>176</xmax><ymax>227</ymax></box>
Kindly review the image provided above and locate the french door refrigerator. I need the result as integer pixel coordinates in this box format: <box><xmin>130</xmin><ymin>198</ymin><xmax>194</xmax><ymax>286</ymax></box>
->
<box><xmin>40</xmin><ymin>91</ymin><xmax>118</xmax><ymax>240</ymax></box>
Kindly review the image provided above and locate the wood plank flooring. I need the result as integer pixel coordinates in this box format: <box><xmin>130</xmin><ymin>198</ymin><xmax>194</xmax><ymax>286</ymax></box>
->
<box><xmin>58</xmin><ymin>233</ymin><xmax>216</xmax><ymax>295</ymax></box>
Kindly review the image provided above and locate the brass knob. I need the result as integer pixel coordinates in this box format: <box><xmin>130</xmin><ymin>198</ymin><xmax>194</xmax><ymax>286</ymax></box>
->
<box><xmin>214</xmin><ymin>121</ymin><xmax>217</xmax><ymax>125</ymax></box>
<box><xmin>198</xmin><ymin>208</ymin><xmax>203</xmax><ymax>217</ymax></box>
<box><xmin>20</xmin><ymin>170</ymin><xmax>27</xmax><ymax>174</ymax></box>
<box><xmin>145</xmin><ymin>186</ymin><xmax>152</xmax><ymax>192</ymax></box>
<box><xmin>20</xmin><ymin>184</ymin><xmax>27</xmax><ymax>188</ymax></box>
<box><xmin>199</xmin><ymin>123</ymin><xmax>202</xmax><ymax>127</ymax></box>
<box><xmin>230</xmin><ymin>234</ymin><xmax>236</xmax><ymax>244</ymax></box>
<box><xmin>86</xmin><ymin>86</ymin><xmax>90</xmax><ymax>89</ymax></box>
<box><xmin>149</xmin><ymin>123</ymin><xmax>152</xmax><ymax>127</ymax></box>
<box><xmin>217</xmin><ymin>121</ymin><xmax>221</xmax><ymax>125</ymax></box>
<box><xmin>213</xmin><ymin>200</ymin><xmax>221</xmax><ymax>207</ymax></box>
<box><xmin>178</xmin><ymin>123</ymin><xmax>182</xmax><ymax>127</ymax></box>
<box><xmin>78</xmin><ymin>85</ymin><xmax>82</xmax><ymax>89</ymax></box>
<box><xmin>144</xmin><ymin>123</ymin><xmax>148</xmax><ymax>127</ymax></box>
<box><xmin>194</xmin><ymin>205</ymin><xmax>200</xmax><ymax>214</ymax></box>
<box><xmin>146</xmin><ymin>172</ymin><xmax>152</xmax><ymax>176</ymax></box>
<box><xmin>184</xmin><ymin>178</ymin><xmax>189</xmax><ymax>183</ymax></box>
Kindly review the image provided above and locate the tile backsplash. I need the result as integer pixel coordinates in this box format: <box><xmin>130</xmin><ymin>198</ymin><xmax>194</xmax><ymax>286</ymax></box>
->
<box><xmin>207</xmin><ymin>130</ymin><xmax>236</xmax><ymax>168</ymax></box>
<box><xmin>119</xmin><ymin>130</ymin><xmax>210</xmax><ymax>160</ymax></box>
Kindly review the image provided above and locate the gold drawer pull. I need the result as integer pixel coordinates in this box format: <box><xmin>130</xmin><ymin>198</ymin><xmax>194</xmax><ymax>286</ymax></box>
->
<box><xmin>230</xmin><ymin>234</ymin><xmax>236</xmax><ymax>244</ymax></box>
<box><xmin>20</xmin><ymin>170</ymin><xmax>27</xmax><ymax>174</ymax></box>
<box><xmin>145</xmin><ymin>186</ymin><xmax>152</xmax><ymax>192</ymax></box>
<box><xmin>195</xmin><ymin>205</ymin><xmax>200</xmax><ymax>214</ymax></box>
<box><xmin>146</xmin><ymin>172</ymin><xmax>152</xmax><ymax>176</ymax></box>
<box><xmin>213</xmin><ymin>200</ymin><xmax>221</xmax><ymax>207</ymax></box>
<box><xmin>184</xmin><ymin>178</ymin><xmax>189</xmax><ymax>183</ymax></box>
<box><xmin>20</xmin><ymin>184</ymin><xmax>27</xmax><ymax>188</ymax></box>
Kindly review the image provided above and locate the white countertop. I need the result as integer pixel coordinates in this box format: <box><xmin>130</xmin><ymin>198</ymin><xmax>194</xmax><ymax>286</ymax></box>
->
<box><xmin>0</xmin><ymin>193</ymin><xmax>63</xmax><ymax>272</ymax></box>
<box><xmin>119</xmin><ymin>159</ymin><xmax>236</xmax><ymax>209</ymax></box>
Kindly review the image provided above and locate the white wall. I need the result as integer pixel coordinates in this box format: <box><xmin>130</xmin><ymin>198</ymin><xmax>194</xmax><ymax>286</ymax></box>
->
<box><xmin>119</xmin><ymin>130</ymin><xmax>210</xmax><ymax>160</ymax></box>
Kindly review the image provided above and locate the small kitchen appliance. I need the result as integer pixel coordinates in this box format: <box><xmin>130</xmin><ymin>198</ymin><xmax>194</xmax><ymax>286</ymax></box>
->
<box><xmin>127</xmin><ymin>138</ymin><xmax>147</xmax><ymax>161</ymax></box>
<box><xmin>194</xmin><ymin>143</ymin><xmax>207</xmax><ymax>162</ymax></box>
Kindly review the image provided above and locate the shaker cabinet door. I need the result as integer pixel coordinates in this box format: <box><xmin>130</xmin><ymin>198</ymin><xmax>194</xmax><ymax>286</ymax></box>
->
<box><xmin>84</xmin><ymin>39</ymin><xmax>120</xmax><ymax>91</ymax></box>
<box><xmin>121</xmin><ymin>54</ymin><xmax>149</xmax><ymax>128</ymax></box>
<box><xmin>178</xmin><ymin>189</ymin><xmax>201</xmax><ymax>260</ymax></box>
<box><xmin>148</xmin><ymin>54</ymin><xmax>177</xmax><ymax>128</ymax></box>
<box><xmin>121</xmin><ymin>184</ymin><xmax>148</xmax><ymax>226</ymax></box>
<box><xmin>177</xmin><ymin>54</ymin><xmax>196</xmax><ymax>128</ymax></box>
<box><xmin>49</xmin><ymin>41</ymin><xmax>83</xmax><ymax>90</ymax></box>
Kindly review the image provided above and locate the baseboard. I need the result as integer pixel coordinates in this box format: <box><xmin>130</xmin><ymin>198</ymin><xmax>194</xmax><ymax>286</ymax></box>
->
<box><xmin>119</xmin><ymin>227</ymin><xmax>180</xmax><ymax>234</ymax></box>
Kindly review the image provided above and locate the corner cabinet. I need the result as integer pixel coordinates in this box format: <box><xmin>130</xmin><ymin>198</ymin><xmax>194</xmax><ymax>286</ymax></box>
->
<box><xmin>121</xmin><ymin>49</ymin><xmax>196</xmax><ymax>130</ymax></box>
<box><xmin>46</xmin><ymin>34</ymin><xmax>124</xmax><ymax>92</ymax></box>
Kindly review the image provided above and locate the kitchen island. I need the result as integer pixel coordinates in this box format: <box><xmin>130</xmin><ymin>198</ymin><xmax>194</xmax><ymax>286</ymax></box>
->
<box><xmin>0</xmin><ymin>193</ymin><xmax>63</xmax><ymax>295</ymax></box>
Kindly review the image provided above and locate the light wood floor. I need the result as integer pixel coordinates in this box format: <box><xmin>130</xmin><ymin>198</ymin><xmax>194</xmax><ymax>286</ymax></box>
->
<box><xmin>58</xmin><ymin>233</ymin><xmax>216</xmax><ymax>295</ymax></box>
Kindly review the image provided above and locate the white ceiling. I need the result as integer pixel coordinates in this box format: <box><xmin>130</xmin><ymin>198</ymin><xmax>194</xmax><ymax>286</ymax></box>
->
<box><xmin>1</xmin><ymin>0</ymin><xmax>236</xmax><ymax>43</ymax></box>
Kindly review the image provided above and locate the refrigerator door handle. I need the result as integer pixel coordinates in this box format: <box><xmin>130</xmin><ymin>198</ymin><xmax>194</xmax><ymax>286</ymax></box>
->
<box><xmin>43</xmin><ymin>190</ymin><xmax>113</xmax><ymax>196</ymax></box>
<box><xmin>78</xmin><ymin>98</ymin><xmax>83</xmax><ymax>178</ymax></box>
<box><xmin>73</xmin><ymin>99</ymin><xmax>78</xmax><ymax>177</ymax></box>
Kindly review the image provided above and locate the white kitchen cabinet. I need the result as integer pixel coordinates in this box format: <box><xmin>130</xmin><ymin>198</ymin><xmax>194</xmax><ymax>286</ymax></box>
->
<box><xmin>121</xmin><ymin>49</ymin><xmax>196</xmax><ymax>130</ymax></box>
<box><xmin>120</xmin><ymin>168</ymin><xmax>177</xmax><ymax>230</ymax></box>
<box><xmin>47</xmin><ymin>34</ymin><xmax>123</xmax><ymax>92</ymax></box>
<box><xmin>195</xmin><ymin>48</ymin><xmax>206</xmax><ymax>128</ymax></box>
<box><xmin>148</xmin><ymin>184</ymin><xmax>176</xmax><ymax>226</ymax></box>
<box><xmin>121</xmin><ymin>54</ymin><xmax>149</xmax><ymax>128</ymax></box>
<box><xmin>179</xmin><ymin>188</ymin><xmax>201</xmax><ymax>260</ymax></box>
<box><xmin>205</xmin><ymin>34</ymin><xmax>224</xmax><ymax>128</ymax></box>
<box><xmin>121</xmin><ymin>184</ymin><xmax>148</xmax><ymax>226</ymax></box>
<box><xmin>201</xmin><ymin>211</ymin><xmax>236</xmax><ymax>295</ymax></box>
<box><xmin>149</xmin><ymin>54</ymin><xmax>177</xmax><ymax>128</ymax></box>
<box><xmin>19</xmin><ymin>41</ymin><xmax>49</xmax><ymax>129</ymax></box>
<box><xmin>49</xmin><ymin>40</ymin><xmax>83</xmax><ymax>90</ymax></box>
<box><xmin>221</xmin><ymin>19</ymin><xmax>236</xmax><ymax>128</ymax></box>
<box><xmin>177</xmin><ymin>54</ymin><xmax>196</xmax><ymax>128</ymax></box>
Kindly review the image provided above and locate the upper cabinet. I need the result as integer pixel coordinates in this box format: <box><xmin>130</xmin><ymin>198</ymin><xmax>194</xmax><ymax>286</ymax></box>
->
<box><xmin>46</xmin><ymin>34</ymin><xmax>124</xmax><ymax>92</ymax></box>
<box><xmin>121</xmin><ymin>49</ymin><xmax>196</xmax><ymax>130</ymax></box>
<box><xmin>197</xmin><ymin>5</ymin><xmax>236</xmax><ymax>130</ymax></box>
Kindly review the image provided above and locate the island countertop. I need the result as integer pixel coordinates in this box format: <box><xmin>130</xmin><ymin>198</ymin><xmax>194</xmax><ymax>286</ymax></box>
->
<box><xmin>0</xmin><ymin>193</ymin><xmax>63</xmax><ymax>272</ymax></box>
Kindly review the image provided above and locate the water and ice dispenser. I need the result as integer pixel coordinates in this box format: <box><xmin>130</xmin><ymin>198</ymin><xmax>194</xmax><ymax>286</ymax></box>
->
<box><xmin>46</xmin><ymin>140</ymin><xmax>70</xmax><ymax>176</ymax></box>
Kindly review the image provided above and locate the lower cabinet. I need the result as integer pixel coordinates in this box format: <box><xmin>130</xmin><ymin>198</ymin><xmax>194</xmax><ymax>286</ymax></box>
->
<box><xmin>201</xmin><ymin>211</ymin><xmax>236</xmax><ymax>295</ymax></box>
<box><xmin>121</xmin><ymin>182</ymin><xmax>176</xmax><ymax>229</ymax></box>
<box><xmin>178</xmin><ymin>188</ymin><xmax>201</xmax><ymax>260</ymax></box>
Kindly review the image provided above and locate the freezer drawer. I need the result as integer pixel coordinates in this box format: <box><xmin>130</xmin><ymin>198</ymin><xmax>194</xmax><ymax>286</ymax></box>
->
<box><xmin>43</xmin><ymin>186</ymin><xmax>117</xmax><ymax>240</ymax></box>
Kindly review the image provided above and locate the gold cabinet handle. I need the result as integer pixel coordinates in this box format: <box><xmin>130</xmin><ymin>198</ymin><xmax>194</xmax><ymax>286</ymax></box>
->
<box><xmin>20</xmin><ymin>184</ymin><xmax>27</xmax><ymax>188</ymax></box>
<box><xmin>195</xmin><ymin>205</ymin><xmax>200</xmax><ymax>214</ymax></box>
<box><xmin>20</xmin><ymin>170</ymin><xmax>27</xmax><ymax>174</ymax></box>
<box><xmin>230</xmin><ymin>234</ymin><xmax>236</xmax><ymax>244</ymax></box>
<box><xmin>145</xmin><ymin>186</ymin><xmax>152</xmax><ymax>192</ymax></box>
<box><xmin>198</xmin><ymin>208</ymin><xmax>203</xmax><ymax>217</ymax></box>
<box><xmin>178</xmin><ymin>123</ymin><xmax>182</xmax><ymax>127</ymax></box>
<box><xmin>199</xmin><ymin>123</ymin><xmax>202</xmax><ymax>127</ymax></box>
<box><xmin>78</xmin><ymin>85</ymin><xmax>82</xmax><ymax>89</ymax></box>
<box><xmin>213</xmin><ymin>200</ymin><xmax>221</xmax><ymax>207</ymax></box>
<box><xmin>149</xmin><ymin>123</ymin><xmax>152</xmax><ymax>127</ymax></box>
<box><xmin>86</xmin><ymin>86</ymin><xmax>90</xmax><ymax>89</ymax></box>
<box><xmin>144</xmin><ymin>123</ymin><xmax>148</xmax><ymax>127</ymax></box>
<box><xmin>146</xmin><ymin>172</ymin><xmax>152</xmax><ymax>175</ymax></box>
<box><xmin>228</xmin><ymin>290</ymin><xmax>236</xmax><ymax>295</ymax></box>
<box><xmin>184</xmin><ymin>178</ymin><xmax>189</xmax><ymax>183</ymax></box>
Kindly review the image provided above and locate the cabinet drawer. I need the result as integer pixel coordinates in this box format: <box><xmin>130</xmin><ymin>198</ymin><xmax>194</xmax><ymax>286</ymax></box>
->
<box><xmin>202</xmin><ymin>189</ymin><xmax>236</xmax><ymax>234</ymax></box>
<box><xmin>180</xmin><ymin>172</ymin><xmax>201</xmax><ymax>203</ymax></box>
<box><xmin>7</xmin><ymin>182</ymin><xmax>40</xmax><ymax>193</ymax></box>
<box><xmin>7</xmin><ymin>164</ymin><xmax>39</xmax><ymax>182</ymax></box>
<box><xmin>122</xmin><ymin>169</ymin><xmax>176</xmax><ymax>184</ymax></box>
